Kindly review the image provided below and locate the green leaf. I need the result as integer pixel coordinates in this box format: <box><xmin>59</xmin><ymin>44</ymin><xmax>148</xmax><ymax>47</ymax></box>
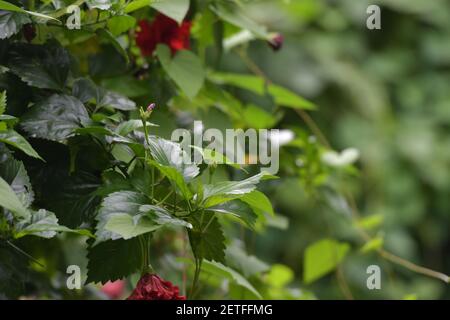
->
<box><xmin>150</xmin><ymin>0</ymin><xmax>190</xmax><ymax>24</ymax></box>
<box><xmin>21</xmin><ymin>94</ymin><xmax>90</xmax><ymax>142</ymax></box>
<box><xmin>188</xmin><ymin>212</ymin><xmax>225</xmax><ymax>263</ymax></box>
<box><xmin>104</xmin><ymin>213</ymin><xmax>160</xmax><ymax>240</ymax></box>
<box><xmin>124</xmin><ymin>0</ymin><xmax>151</xmax><ymax>14</ymax></box>
<box><xmin>94</xmin><ymin>191</ymin><xmax>149</xmax><ymax>244</ymax></box>
<box><xmin>0</xmin><ymin>176</ymin><xmax>30</xmax><ymax>219</ymax></box>
<box><xmin>210</xmin><ymin>72</ymin><xmax>316</xmax><ymax>110</ymax></box>
<box><xmin>208</xmin><ymin>200</ymin><xmax>257</xmax><ymax>229</ymax></box>
<box><xmin>156</xmin><ymin>44</ymin><xmax>205</xmax><ymax>99</ymax></box>
<box><xmin>72</xmin><ymin>77</ymin><xmax>136</xmax><ymax>110</ymax></box>
<box><xmin>0</xmin><ymin>11</ymin><xmax>30</xmax><ymax>40</ymax></box>
<box><xmin>14</xmin><ymin>209</ymin><xmax>93</xmax><ymax>239</ymax></box>
<box><xmin>86</xmin><ymin>238</ymin><xmax>143</xmax><ymax>284</ymax></box>
<box><xmin>7</xmin><ymin>41</ymin><xmax>70</xmax><ymax>90</ymax></box>
<box><xmin>303</xmin><ymin>239</ymin><xmax>350</xmax><ymax>284</ymax></box>
<box><xmin>210</xmin><ymin>2</ymin><xmax>268</xmax><ymax>39</ymax></box>
<box><xmin>0</xmin><ymin>157</ymin><xmax>34</xmax><ymax>208</ymax></box>
<box><xmin>225</xmin><ymin>244</ymin><xmax>269</xmax><ymax>278</ymax></box>
<box><xmin>139</xmin><ymin>204</ymin><xmax>192</xmax><ymax>229</ymax></box>
<box><xmin>147</xmin><ymin>137</ymin><xmax>199</xmax><ymax>199</ymax></box>
<box><xmin>240</xmin><ymin>190</ymin><xmax>274</xmax><ymax>216</ymax></box>
<box><xmin>86</xmin><ymin>0</ymin><xmax>117</xmax><ymax>10</ymax></box>
<box><xmin>0</xmin><ymin>130</ymin><xmax>43</xmax><ymax>160</ymax></box>
<box><xmin>115</xmin><ymin>119</ymin><xmax>157</xmax><ymax>136</ymax></box>
<box><xmin>202</xmin><ymin>172</ymin><xmax>275</xmax><ymax>207</ymax></box>
<box><xmin>107</xmin><ymin>15</ymin><xmax>136</xmax><ymax>36</ymax></box>
<box><xmin>201</xmin><ymin>260</ymin><xmax>262</xmax><ymax>299</ymax></box>
<box><xmin>0</xmin><ymin>0</ymin><xmax>59</xmax><ymax>22</ymax></box>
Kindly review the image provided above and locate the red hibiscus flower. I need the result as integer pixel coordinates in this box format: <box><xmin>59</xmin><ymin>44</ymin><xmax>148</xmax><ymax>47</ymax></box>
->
<box><xmin>136</xmin><ymin>14</ymin><xmax>191</xmax><ymax>56</ymax></box>
<box><xmin>101</xmin><ymin>280</ymin><xmax>126</xmax><ymax>300</ymax></box>
<box><xmin>127</xmin><ymin>273</ymin><xmax>186</xmax><ymax>300</ymax></box>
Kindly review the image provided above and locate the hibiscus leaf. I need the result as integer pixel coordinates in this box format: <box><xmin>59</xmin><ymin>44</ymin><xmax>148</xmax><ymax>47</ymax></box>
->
<box><xmin>86</xmin><ymin>238</ymin><xmax>143</xmax><ymax>284</ymax></box>
<box><xmin>188</xmin><ymin>212</ymin><xmax>226</xmax><ymax>263</ymax></box>
<box><xmin>0</xmin><ymin>176</ymin><xmax>30</xmax><ymax>219</ymax></box>
<box><xmin>202</xmin><ymin>171</ymin><xmax>276</xmax><ymax>207</ymax></box>
<box><xmin>150</xmin><ymin>0</ymin><xmax>190</xmax><ymax>25</ymax></box>
<box><xmin>0</xmin><ymin>157</ymin><xmax>34</xmax><ymax>208</ymax></box>
<box><xmin>14</xmin><ymin>209</ymin><xmax>93</xmax><ymax>239</ymax></box>
<box><xmin>20</xmin><ymin>94</ymin><xmax>91</xmax><ymax>142</ymax></box>
<box><xmin>208</xmin><ymin>200</ymin><xmax>257</xmax><ymax>229</ymax></box>
<box><xmin>0</xmin><ymin>11</ymin><xmax>30</xmax><ymax>40</ymax></box>
<box><xmin>6</xmin><ymin>41</ymin><xmax>70</xmax><ymax>90</ymax></box>
<box><xmin>0</xmin><ymin>129</ymin><xmax>43</xmax><ymax>160</ymax></box>
<box><xmin>147</xmin><ymin>137</ymin><xmax>199</xmax><ymax>200</ymax></box>
<box><xmin>94</xmin><ymin>191</ymin><xmax>150</xmax><ymax>245</ymax></box>
<box><xmin>156</xmin><ymin>44</ymin><xmax>205</xmax><ymax>99</ymax></box>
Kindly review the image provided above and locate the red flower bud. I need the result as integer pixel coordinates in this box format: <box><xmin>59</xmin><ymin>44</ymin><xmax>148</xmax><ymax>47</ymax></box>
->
<box><xmin>127</xmin><ymin>274</ymin><xmax>186</xmax><ymax>300</ymax></box>
<box><xmin>268</xmin><ymin>33</ymin><xmax>284</xmax><ymax>51</ymax></box>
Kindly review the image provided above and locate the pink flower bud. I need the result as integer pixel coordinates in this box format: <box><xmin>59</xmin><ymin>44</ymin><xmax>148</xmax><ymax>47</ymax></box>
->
<box><xmin>147</xmin><ymin>103</ymin><xmax>156</xmax><ymax>112</ymax></box>
<box><xmin>268</xmin><ymin>33</ymin><xmax>284</xmax><ymax>51</ymax></box>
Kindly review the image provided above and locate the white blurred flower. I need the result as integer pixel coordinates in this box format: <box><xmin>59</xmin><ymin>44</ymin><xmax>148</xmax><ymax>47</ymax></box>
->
<box><xmin>269</xmin><ymin>129</ymin><xmax>295</xmax><ymax>146</ymax></box>
<box><xmin>322</xmin><ymin>148</ymin><xmax>360</xmax><ymax>167</ymax></box>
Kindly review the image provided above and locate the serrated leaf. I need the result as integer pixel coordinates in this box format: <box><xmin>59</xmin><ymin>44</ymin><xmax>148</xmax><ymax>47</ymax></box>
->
<box><xmin>72</xmin><ymin>77</ymin><xmax>135</xmax><ymax>110</ymax></box>
<box><xmin>202</xmin><ymin>172</ymin><xmax>275</xmax><ymax>207</ymax></box>
<box><xmin>0</xmin><ymin>176</ymin><xmax>29</xmax><ymax>219</ymax></box>
<box><xmin>104</xmin><ymin>213</ymin><xmax>160</xmax><ymax>240</ymax></box>
<box><xmin>21</xmin><ymin>94</ymin><xmax>90</xmax><ymax>142</ymax></box>
<box><xmin>156</xmin><ymin>44</ymin><xmax>205</xmax><ymax>99</ymax></box>
<box><xmin>208</xmin><ymin>199</ymin><xmax>257</xmax><ymax>229</ymax></box>
<box><xmin>188</xmin><ymin>212</ymin><xmax>225</xmax><ymax>263</ymax></box>
<box><xmin>139</xmin><ymin>204</ymin><xmax>192</xmax><ymax>228</ymax></box>
<box><xmin>7</xmin><ymin>41</ymin><xmax>70</xmax><ymax>90</ymax></box>
<box><xmin>150</xmin><ymin>0</ymin><xmax>190</xmax><ymax>25</ymax></box>
<box><xmin>0</xmin><ymin>11</ymin><xmax>30</xmax><ymax>40</ymax></box>
<box><xmin>0</xmin><ymin>157</ymin><xmax>34</xmax><ymax>208</ymax></box>
<box><xmin>0</xmin><ymin>129</ymin><xmax>43</xmax><ymax>160</ymax></box>
<box><xmin>147</xmin><ymin>137</ymin><xmax>199</xmax><ymax>199</ymax></box>
<box><xmin>0</xmin><ymin>0</ymin><xmax>59</xmax><ymax>22</ymax></box>
<box><xmin>86</xmin><ymin>238</ymin><xmax>143</xmax><ymax>284</ymax></box>
<box><xmin>303</xmin><ymin>238</ymin><xmax>350</xmax><ymax>284</ymax></box>
<box><xmin>94</xmin><ymin>191</ymin><xmax>149</xmax><ymax>244</ymax></box>
<box><xmin>14</xmin><ymin>209</ymin><xmax>93</xmax><ymax>239</ymax></box>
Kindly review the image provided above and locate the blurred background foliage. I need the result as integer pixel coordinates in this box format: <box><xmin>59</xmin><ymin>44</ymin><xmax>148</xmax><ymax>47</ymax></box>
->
<box><xmin>1</xmin><ymin>0</ymin><xmax>449</xmax><ymax>300</ymax></box>
<box><xmin>230</xmin><ymin>0</ymin><xmax>450</xmax><ymax>299</ymax></box>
